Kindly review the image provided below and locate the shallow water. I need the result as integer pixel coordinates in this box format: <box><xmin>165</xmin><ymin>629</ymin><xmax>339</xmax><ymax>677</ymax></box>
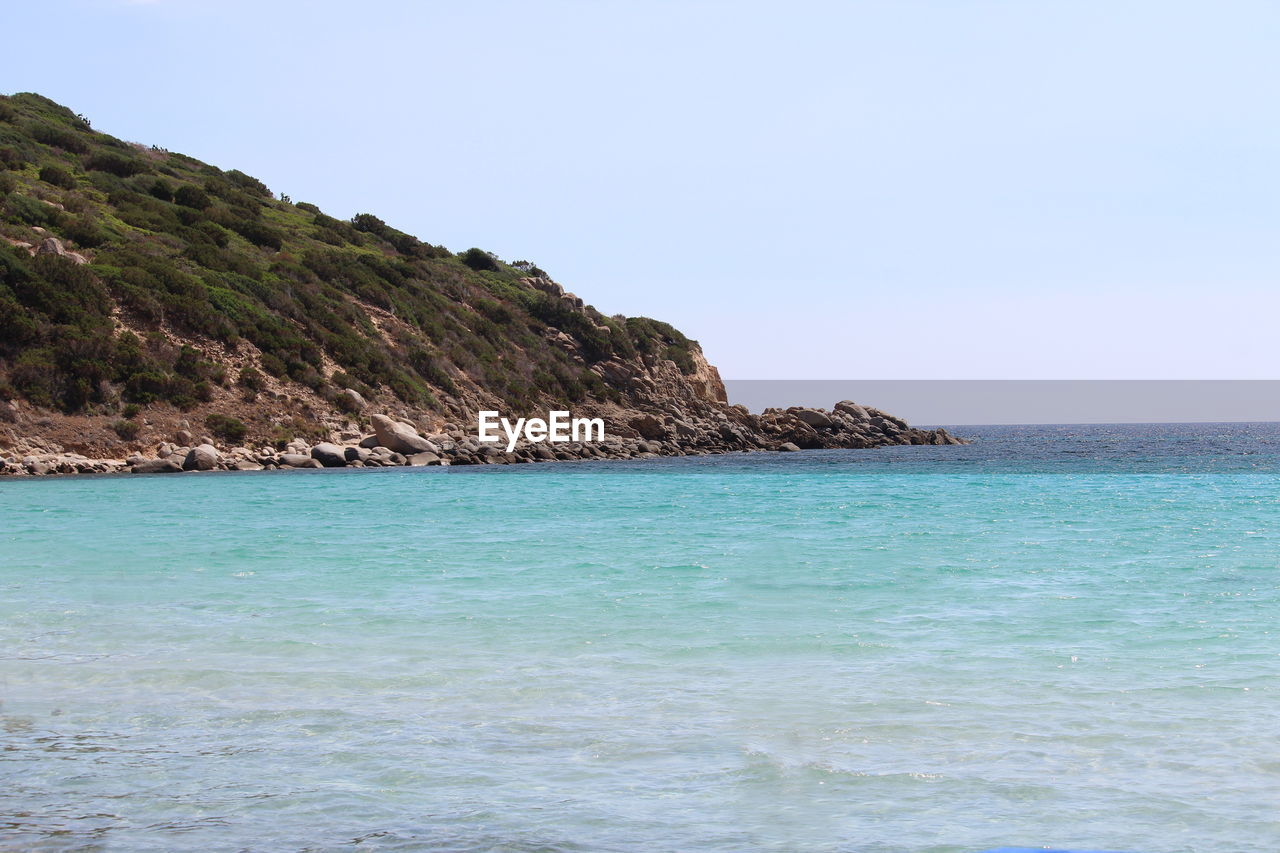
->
<box><xmin>2</xmin><ymin>424</ymin><xmax>1278</xmax><ymax>852</ymax></box>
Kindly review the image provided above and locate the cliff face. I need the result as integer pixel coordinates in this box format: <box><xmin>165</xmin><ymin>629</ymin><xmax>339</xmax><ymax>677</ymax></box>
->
<box><xmin>0</xmin><ymin>92</ymin><xmax>960</xmax><ymax>475</ymax></box>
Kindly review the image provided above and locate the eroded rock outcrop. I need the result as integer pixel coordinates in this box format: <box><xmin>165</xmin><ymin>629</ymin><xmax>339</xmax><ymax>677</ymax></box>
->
<box><xmin>370</xmin><ymin>414</ymin><xmax>438</xmax><ymax>455</ymax></box>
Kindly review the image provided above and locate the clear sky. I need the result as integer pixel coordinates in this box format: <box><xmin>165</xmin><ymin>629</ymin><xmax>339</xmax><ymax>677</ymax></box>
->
<box><xmin>4</xmin><ymin>1</ymin><xmax>1276</xmax><ymax>379</ymax></box>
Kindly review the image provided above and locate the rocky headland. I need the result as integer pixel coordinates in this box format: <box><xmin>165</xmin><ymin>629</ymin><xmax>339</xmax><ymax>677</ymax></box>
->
<box><xmin>0</xmin><ymin>92</ymin><xmax>962</xmax><ymax>478</ymax></box>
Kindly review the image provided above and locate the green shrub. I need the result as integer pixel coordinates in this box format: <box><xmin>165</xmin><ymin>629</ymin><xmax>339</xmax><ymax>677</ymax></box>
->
<box><xmin>173</xmin><ymin>184</ymin><xmax>211</xmax><ymax>209</ymax></box>
<box><xmin>38</xmin><ymin>164</ymin><xmax>76</xmax><ymax>189</ymax></box>
<box><xmin>384</xmin><ymin>229</ymin><xmax>420</xmax><ymax>255</ymax></box>
<box><xmin>407</xmin><ymin>348</ymin><xmax>459</xmax><ymax>395</ymax></box>
<box><xmin>192</xmin><ymin>220</ymin><xmax>230</xmax><ymax>247</ymax></box>
<box><xmin>86</xmin><ymin>151</ymin><xmax>148</xmax><ymax>177</ymax></box>
<box><xmin>60</xmin><ymin>193</ymin><xmax>90</xmax><ymax>214</ymax></box>
<box><xmin>0</xmin><ymin>172</ymin><xmax>15</xmax><ymax>196</ymax></box>
<box><xmin>314</xmin><ymin>226</ymin><xmax>344</xmax><ymax>246</ymax></box>
<box><xmin>10</xmin><ymin>349</ymin><xmax>57</xmax><ymax>407</ymax></box>
<box><xmin>110</xmin><ymin>190</ymin><xmax>180</xmax><ymax>232</ymax></box>
<box><xmin>238</xmin><ymin>365</ymin><xmax>265</xmax><ymax>391</ymax></box>
<box><xmin>0</xmin><ymin>148</ymin><xmax>25</xmax><ymax>169</ymax></box>
<box><xmin>225</xmin><ymin>169</ymin><xmax>270</xmax><ymax>197</ymax></box>
<box><xmin>29</xmin><ymin>121</ymin><xmax>89</xmax><ymax>154</ymax></box>
<box><xmin>460</xmin><ymin>247</ymin><xmax>499</xmax><ymax>271</ymax></box>
<box><xmin>122</xmin><ymin>371</ymin><xmax>167</xmax><ymax>404</ymax></box>
<box><xmin>289</xmin><ymin>362</ymin><xmax>324</xmax><ymax>390</ymax></box>
<box><xmin>165</xmin><ymin>376</ymin><xmax>198</xmax><ymax>410</ymax></box>
<box><xmin>111</xmin><ymin>419</ymin><xmax>140</xmax><ymax>440</ymax></box>
<box><xmin>351</xmin><ymin>212</ymin><xmax>387</xmax><ymax>236</ymax></box>
<box><xmin>148</xmin><ymin>179</ymin><xmax>174</xmax><ymax>201</ymax></box>
<box><xmin>4</xmin><ymin>193</ymin><xmax>63</xmax><ymax>227</ymax></box>
<box><xmin>63</xmin><ymin>215</ymin><xmax>109</xmax><ymax>248</ymax></box>
<box><xmin>259</xmin><ymin>352</ymin><xmax>287</xmax><ymax>377</ymax></box>
<box><xmin>229</xmin><ymin>219</ymin><xmax>284</xmax><ymax>250</ymax></box>
<box><xmin>206</xmin><ymin>412</ymin><xmax>247</xmax><ymax>443</ymax></box>
<box><xmin>173</xmin><ymin>345</ymin><xmax>203</xmax><ymax>378</ymax></box>
<box><xmin>122</xmin><ymin>402</ymin><xmax>141</xmax><ymax>419</ymax></box>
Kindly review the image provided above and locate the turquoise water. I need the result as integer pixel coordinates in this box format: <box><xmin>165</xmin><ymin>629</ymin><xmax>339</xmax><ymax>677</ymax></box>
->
<box><xmin>2</xmin><ymin>425</ymin><xmax>1279</xmax><ymax>852</ymax></box>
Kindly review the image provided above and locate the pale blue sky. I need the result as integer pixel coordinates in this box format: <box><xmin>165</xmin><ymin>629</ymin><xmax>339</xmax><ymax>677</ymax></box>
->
<box><xmin>5</xmin><ymin>1</ymin><xmax>1277</xmax><ymax>378</ymax></box>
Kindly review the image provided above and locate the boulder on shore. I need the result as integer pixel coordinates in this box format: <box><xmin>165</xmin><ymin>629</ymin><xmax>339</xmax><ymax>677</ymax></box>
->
<box><xmin>132</xmin><ymin>458</ymin><xmax>183</xmax><ymax>474</ymax></box>
<box><xmin>792</xmin><ymin>409</ymin><xmax>833</xmax><ymax>428</ymax></box>
<box><xmin>310</xmin><ymin>443</ymin><xmax>348</xmax><ymax>467</ymax></box>
<box><xmin>628</xmin><ymin>413</ymin><xmax>667</xmax><ymax>440</ymax></box>
<box><xmin>371</xmin><ymin>414</ymin><xmax>437</xmax><ymax>454</ymax></box>
<box><xmin>182</xmin><ymin>444</ymin><xmax>219</xmax><ymax>471</ymax></box>
<box><xmin>278</xmin><ymin>453</ymin><xmax>315</xmax><ymax>467</ymax></box>
<box><xmin>834</xmin><ymin>400</ymin><xmax>870</xmax><ymax>421</ymax></box>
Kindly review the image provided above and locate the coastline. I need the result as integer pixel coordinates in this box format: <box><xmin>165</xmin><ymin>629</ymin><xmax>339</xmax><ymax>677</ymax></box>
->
<box><xmin>0</xmin><ymin>401</ymin><xmax>964</xmax><ymax>477</ymax></box>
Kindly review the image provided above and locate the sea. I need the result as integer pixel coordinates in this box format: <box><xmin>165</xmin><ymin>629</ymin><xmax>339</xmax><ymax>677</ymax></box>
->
<box><xmin>1</xmin><ymin>423</ymin><xmax>1278</xmax><ymax>853</ymax></box>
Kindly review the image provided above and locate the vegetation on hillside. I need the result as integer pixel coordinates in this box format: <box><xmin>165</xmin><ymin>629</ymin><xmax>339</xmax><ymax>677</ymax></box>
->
<box><xmin>0</xmin><ymin>93</ymin><xmax>699</xmax><ymax>416</ymax></box>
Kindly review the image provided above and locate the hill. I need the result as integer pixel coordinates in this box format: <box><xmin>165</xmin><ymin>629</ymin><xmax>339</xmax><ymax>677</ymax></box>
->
<box><xmin>0</xmin><ymin>92</ymin><xmax>959</xmax><ymax>473</ymax></box>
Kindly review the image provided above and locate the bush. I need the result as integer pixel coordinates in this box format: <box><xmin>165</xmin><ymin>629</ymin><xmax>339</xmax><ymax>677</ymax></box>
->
<box><xmin>288</xmin><ymin>362</ymin><xmax>324</xmax><ymax>390</ymax></box>
<box><xmin>460</xmin><ymin>247</ymin><xmax>499</xmax><ymax>271</ymax></box>
<box><xmin>165</xmin><ymin>376</ymin><xmax>197</xmax><ymax>410</ymax></box>
<box><xmin>123</xmin><ymin>371</ymin><xmax>169</xmax><ymax>404</ymax></box>
<box><xmin>10</xmin><ymin>349</ymin><xmax>57</xmax><ymax>407</ymax></box>
<box><xmin>173</xmin><ymin>184</ymin><xmax>211</xmax><ymax>209</ymax></box>
<box><xmin>148</xmin><ymin>179</ymin><xmax>174</xmax><ymax>201</ymax></box>
<box><xmin>0</xmin><ymin>172</ymin><xmax>15</xmax><ymax>196</ymax></box>
<box><xmin>229</xmin><ymin>219</ymin><xmax>284</xmax><ymax>250</ymax></box>
<box><xmin>4</xmin><ymin>193</ymin><xmax>63</xmax><ymax>227</ymax></box>
<box><xmin>61</xmin><ymin>192</ymin><xmax>89</xmax><ymax>214</ymax></box>
<box><xmin>206</xmin><ymin>413</ymin><xmax>247</xmax><ymax>443</ymax></box>
<box><xmin>351</xmin><ymin>212</ymin><xmax>387</xmax><ymax>236</ymax></box>
<box><xmin>63</xmin><ymin>215</ymin><xmax>109</xmax><ymax>248</ymax></box>
<box><xmin>38</xmin><ymin>164</ymin><xmax>76</xmax><ymax>189</ymax></box>
<box><xmin>237</xmin><ymin>365</ymin><xmax>265</xmax><ymax>391</ymax></box>
<box><xmin>259</xmin><ymin>352</ymin><xmax>287</xmax><ymax>377</ymax></box>
<box><xmin>0</xmin><ymin>147</ymin><xmax>25</xmax><ymax>169</ymax></box>
<box><xmin>225</xmin><ymin>169</ymin><xmax>271</xmax><ymax>197</ymax></box>
<box><xmin>122</xmin><ymin>402</ymin><xmax>141</xmax><ymax>419</ymax></box>
<box><xmin>86</xmin><ymin>151</ymin><xmax>148</xmax><ymax>177</ymax></box>
<box><xmin>111</xmin><ymin>419</ymin><xmax>140</xmax><ymax>440</ymax></box>
<box><xmin>29</xmin><ymin>121</ymin><xmax>89</xmax><ymax>154</ymax></box>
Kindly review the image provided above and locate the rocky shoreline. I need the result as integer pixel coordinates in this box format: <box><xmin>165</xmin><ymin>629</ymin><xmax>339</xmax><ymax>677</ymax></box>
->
<box><xmin>0</xmin><ymin>403</ymin><xmax>964</xmax><ymax>477</ymax></box>
<box><xmin>0</xmin><ymin>93</ymin><xmax>968</xmax><ymax>483</ymax></box>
